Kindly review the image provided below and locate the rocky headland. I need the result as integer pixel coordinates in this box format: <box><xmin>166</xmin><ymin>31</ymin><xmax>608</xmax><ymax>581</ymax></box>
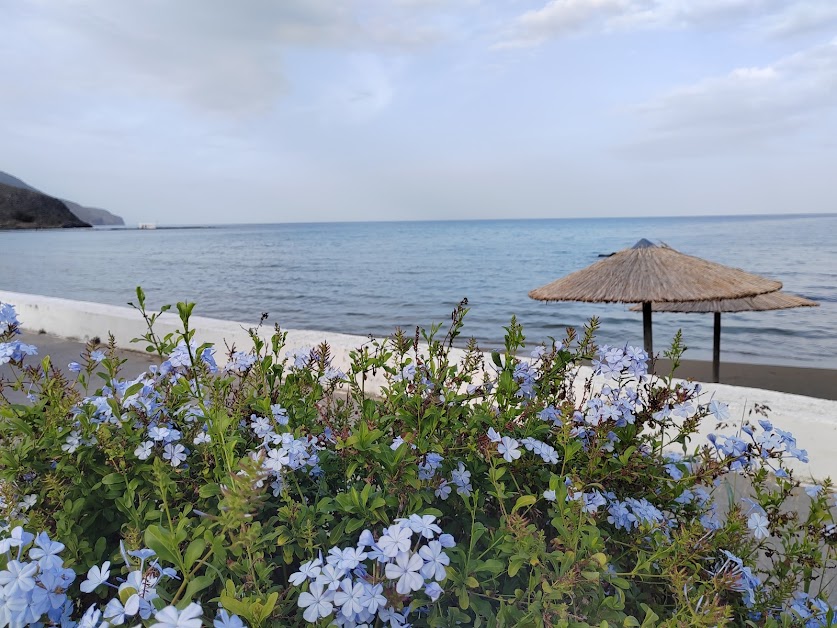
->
<box><xmin>0</xmin><ymin>182</ymin><xmax>91</xmax><ymax>229</ymax></box>
<box><xmin>0</xmin><ymin>170</ymin><xmax>124</xmax><ymax>226</ymax></box>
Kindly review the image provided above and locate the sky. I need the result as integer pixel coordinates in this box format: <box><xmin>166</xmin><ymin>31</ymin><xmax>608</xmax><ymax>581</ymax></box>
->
<box><xmin>2</xmin><ymin>0</ymin><xmax>837</xmax><ymax>224</ymax></box>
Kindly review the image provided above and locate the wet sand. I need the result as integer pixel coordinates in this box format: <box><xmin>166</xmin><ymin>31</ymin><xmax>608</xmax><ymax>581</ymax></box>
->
<box><xmin>654</xmin><ymin>358</ymin><xmax>836</xmax><ymax>401</ymax></box>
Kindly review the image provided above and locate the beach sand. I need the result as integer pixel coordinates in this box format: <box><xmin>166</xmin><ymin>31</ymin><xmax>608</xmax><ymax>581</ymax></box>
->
<box><xmin>655</xmin><ymin>358</ymin><xmax>836</xmax><ymax>401</ymax></box>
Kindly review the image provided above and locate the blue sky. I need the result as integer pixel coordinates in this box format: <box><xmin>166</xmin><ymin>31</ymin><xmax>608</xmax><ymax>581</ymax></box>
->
<box><xmin>2</xmin><ymin>0</ymin><xmax>836</xmax><ymax>224</ymax></box>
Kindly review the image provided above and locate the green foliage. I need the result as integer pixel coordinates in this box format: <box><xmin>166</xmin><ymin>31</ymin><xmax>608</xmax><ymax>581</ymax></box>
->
<box><xmin>1</xmin><ymin>290</ymin><xmax>835</xmax><ymax>626</ymax></box>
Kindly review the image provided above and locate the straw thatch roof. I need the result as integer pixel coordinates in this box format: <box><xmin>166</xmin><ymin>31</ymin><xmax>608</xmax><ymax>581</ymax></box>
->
<box><xmin>528</xmin><ymin>239</ymin><xmax>782</xmax><ymax>303</ymax></box>
<box><xmin>629</xmin><ymin>291</ymin><xmax>818</xmax><ymax>313</ymax></box>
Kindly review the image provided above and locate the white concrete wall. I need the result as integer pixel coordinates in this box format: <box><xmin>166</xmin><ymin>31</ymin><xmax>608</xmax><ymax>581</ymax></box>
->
<box><xmin>0</xmin><ymin>289</ymin><xmax>378</xmax><ymax>373</ymax></box>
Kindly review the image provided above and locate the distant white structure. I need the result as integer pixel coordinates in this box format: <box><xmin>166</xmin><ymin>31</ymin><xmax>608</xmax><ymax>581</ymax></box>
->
<box><xmin>137</xmin><ymin>222</ymin><xmax>157</xmax><ymax>230</ymax></box>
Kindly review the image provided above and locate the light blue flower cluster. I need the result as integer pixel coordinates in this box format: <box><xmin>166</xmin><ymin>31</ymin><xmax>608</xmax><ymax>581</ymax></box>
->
<box><xmin>708</xmin><ymin>419</ymin><xmax>809</xmax><ymax>473</ymax></box>
<box><xmin>293</xmin><ymin>515</ymin><xmax>454</xmax><ymax>625</ymax></box>
<box><xmin>605</xmin><ymin>496</ymin><xmax>665</xmax><ymax>531</ymax></box>
<box><xmin>394</xmin><ymin>364</ymin><xmax>417</xmax><ymax>383</ymax></box>
<box><xmin>225</xmin><ymin>350</ymin><xmax>257</xmax><ymax>373</ymax></box>
<box><xmin>789</xmin><ymin>591</ymin><xmax>834</xmax><ymax>627</ymax></box>
<box><xmin>584</xmin><ymin>384</ymin><xmax>640</xmax><ymax>428</ymax></box>
<box><xmin>418</xmin><ymin>453</ymin><xmax>444</xmax><ymax>481</ymax></box>
<box><xmin>512</xmin><ymin>361</ymin><xmax>537</xmax><ymax>399</ymax></box>
<box><xmin>486</xmin><ymin>428</ymin><xmax>559</xmax><ymax>465</ymax></box>
<box><xmin>0</xmin><ymin>528</ymin><xmax>75</xmax><ymax>625</ymax></box>
<box><xmin>0</xmin><ymin>340</ymin><xmax>37</xmax><ymax>366</ymax></box>
<box><xmin>715</xmin><ymin>550</ymin><xmax>761</xmax><ymax>608</ymax></box>
<box><xmin>591</xmin><ymin>345</ymin><xmax>648</xmax><ymax>379</ymax></box>
<box><xmin>287</xmin><ymin>346</ymin><xmax>346</xmax><ymax>387</ymax></box>
<box><xmin>160</xmin><ymin>341</ymin><xmax>218</xmax><ymax>376</ymax></box>
<box><xmin>0</xmin><ymin>526</ymin><xmax>247</xmax><ymax>627</ymax></box>
<box><xmin>538</xmin><ymin>405</ymin><xmax>562</xmax><ymax>426</ymax></box>
<box><xmin>0</xmin><ymin>302</ymin><xmax>19</xmax><ymax>335</ymax></box>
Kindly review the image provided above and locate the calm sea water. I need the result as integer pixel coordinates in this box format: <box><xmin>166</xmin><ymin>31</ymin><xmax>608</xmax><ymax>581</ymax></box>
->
<box><xmin>1</xmin><ymin>215</ymin><xmax>835</xmax><ymax>368</ymax></box>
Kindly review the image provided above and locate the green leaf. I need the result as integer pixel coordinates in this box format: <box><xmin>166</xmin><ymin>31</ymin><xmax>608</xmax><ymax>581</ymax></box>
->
<box><xmin>184</xmin><ymin>539</ymin><xmax>206</xmax><ymax>570</ymax></box>
<box><xmin>144</xmin><ymin>525</ymin><xmax>182</xmax><ymax>567</ymax></box>
<box><xmin>258</xmin><ymin>592</ymin><xmax>279</xmax><ymax>622</ymax></box>
<box><xmin>198</xmin><ymin>483</ymin><xmax>221</xmax><ymax>498</ymax></box>
<box><xmin>512</xmin><ymin>495</ymin><xmax>536</xmax><ymax>513</ymax></box>
<box><xmin>184</xmin><ymin>574</ymin><xmax>215</xmax><ymax>600</ymax></box>
<box><xmin>220</xmin><ymin>594</ymin><xmax>252</xmax><ymax>619</ymax></box>
<box><xmin>457</xmin><ymin>587</ymin><xmax>470</xmax><ymax>610</ymax></box>
<box><xmin>101</xmin><ymin>473</ymin><xmax>125</xmax><ymax>486</ymax></box>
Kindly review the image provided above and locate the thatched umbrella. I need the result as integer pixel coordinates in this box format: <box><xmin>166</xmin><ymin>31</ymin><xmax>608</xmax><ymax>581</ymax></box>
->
<box><xmin>630</xmin><ymin>291</ymin><xmax>818</xmax><ymax>382</ymax></box>
<box><xmin>528</xmin><ymin>239</ymin><xmax>782</xmax><ymax>355</ymax></box>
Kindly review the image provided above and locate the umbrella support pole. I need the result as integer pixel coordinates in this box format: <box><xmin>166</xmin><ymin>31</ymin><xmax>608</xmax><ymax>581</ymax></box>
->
<box><xmin>642</xmin><ymin>302</ymin><xmax>653</xmax><ymax>356</ymax></box>
<box><xmin>713</xmin><ymin>312</ymin><xmax>721</xmax><ymax>383</ymax></box>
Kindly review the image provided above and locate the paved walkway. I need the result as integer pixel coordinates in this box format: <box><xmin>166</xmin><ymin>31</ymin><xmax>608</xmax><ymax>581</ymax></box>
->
<box><xmin>1</xmin><ymin>332</ymin><xmax>159</xmax><ymax>402</ymax></box>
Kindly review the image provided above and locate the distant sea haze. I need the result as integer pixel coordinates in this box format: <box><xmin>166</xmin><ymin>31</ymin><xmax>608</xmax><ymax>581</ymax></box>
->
<box><xmin>1</xmin><ymin>214</ymin><xmax>835</xmax><ymax>368</ymax></box>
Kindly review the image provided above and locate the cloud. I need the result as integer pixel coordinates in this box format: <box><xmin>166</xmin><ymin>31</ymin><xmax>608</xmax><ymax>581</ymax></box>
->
<box><xmin>0</xmin><ymin>1</ymin><xmax>449</xmax><ymax>116</ymax></box>
<box><xmin>763</xmin><ymin>2</ymin><xmax>837</xmax><ymax>38</ymax></box>
<box><xmin>323</xmin><ymin>54</ymin><xmax>400</xmax><ymax>122</ymax></box>
<box><xmin>624</xmin><ymin>38</ymin><xmax>837</xmax><ymax>156</ymax></box>
<box><xmin>498</xmin><ymin>0</ymin><xmax>837</xmax><ymax>47</ymax></box>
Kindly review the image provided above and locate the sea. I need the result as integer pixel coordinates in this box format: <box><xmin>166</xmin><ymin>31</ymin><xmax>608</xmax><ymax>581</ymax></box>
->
<box><xmin>1</xmin><ymin>214</ymin><xmax>835</xmax><ymax>368</ymax></box>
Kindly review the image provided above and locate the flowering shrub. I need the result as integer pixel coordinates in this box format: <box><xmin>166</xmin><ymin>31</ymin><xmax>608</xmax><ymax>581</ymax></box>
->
<box><xmin>1</xmin><ymin>289</ymin><xmax>836</xmax><ymax>626</ymax></box>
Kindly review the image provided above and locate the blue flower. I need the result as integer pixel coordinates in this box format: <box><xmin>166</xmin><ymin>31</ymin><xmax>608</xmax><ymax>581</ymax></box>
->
<box><xmin>385</xmin><ymin>552</ymin><xmax>425</xmax><ymax>595</ymax></box>
<box><xmin>0</xmin><ymin>340</ymin><xmax>37</xmax><ymax>365</ymax></box>
<box><xmin>271</xmin><ymin>404</ymin><xmax>289</xmax><ymax>425</ymax></box>
<box><xmin>664</xmin><ymin>463</ymin><xmax>684</xmax><ymax>480</ymax></box>
<box><xmin>90</xmin><ymin>350</ymin><xmax>106</xmax><ymax>363</ymax></box>
<box><xmin>418</xmin><ymin>541</ymin><xmax>449</xmax><ymax>581</ymax></box>
<box><xmin>804</xmin><ymin>485</ymin><xmax>823</xmax><ymax>499</ymax></box>
<box><xmin>406</xmin><ymin>514</ymin><xmax>442</xmax><ymax>539</ymax></box>
<box><xmin>150</xmin><ymin>602</ymin><xmax>203</xmax><ymax>628</ymax></box>
<box><xmin>214</xmin><ymin>609</ymin><xmax>245</xmax><ymax>628</ymax></box>
<box><xmin>80</xmin><ymin>561</ymin><xmax>111</xmax><ymax>593</ymax></box>
<box><xmin>717</xmin><ymin>550</ymin><xmax>760</xmax><ymax>607</ymax></box>
<box><xmin>162</xmin><ymin>443</ymin><xmax>187</xmax><ymax>467</ymax></box>
<box><xmin>29</xmin><ymin>532</ymin><xmax>65</xmax><ymax>571</ymax></box>
<box><xmin>581</xmin><ymin>490</ymin><xmax>606</xmax><ymax>514</ymax></box>
<box><xmin>424</xmin><ymin>581</ymin><xmax>443</xmax><ymax>602</ymax></box>
<box><xmin>135</xmin><ymin>441</ymin><xmax>154</xmax><ymax>460</ymax></box>
<box><xmin>748</xmin><ymin>512</ymin><xmax>769</xmax><ymax>540</ymax></box>
<box><xmin>450</xmin><ymin>463</ymin><xmax>472</xmax><ymax>496</ymax></box>
<box><xmin>0</xmin><ymin>302</ymin><xmax>20</xmax><ymax>333</ymax></box>
<box><xmin>708</xmin><ymin>400</ymin><xmax>730</xmax><ymax>421</ymax></box>
<box><xmin>418</xmin><ymin>453</ymin><xmax>444</xmax><ymax>480</ymax></box>
<box><xmin>497</xmin><ymin>436</ymin><xmax>521</xmax><ymax>463</ymax></box>
<box><xmin>0</xmin><ymin>559</ymin><xmax>38</xmax><ymax>596</ymax></box>
<box><xmin>377</xmin><ymin>525</ymin><xmax>412</xmax><ymax>558</ymax></box>
<box><xmin>298</xmin><ymin>581</ymin><xmax>334</xmax><ymax>622</ymax></box>
<box><xmin>290</xmin><ymin>558</ymin><xmax>323</xmax><ymax>586</ymax></box>
<box><xmin>332</xmin><ymin>578</ymin><xmax>365</xmax><ymax>618</ymax></box>
<box><xmin>357</xmin><ymin>582</ymin><xmax>387</xmax><ymax>614</ymax></box>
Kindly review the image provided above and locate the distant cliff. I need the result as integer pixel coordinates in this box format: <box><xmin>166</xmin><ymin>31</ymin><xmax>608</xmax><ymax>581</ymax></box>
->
<box><xmin>0</xmin><ymin>182</ymin><xmax>91</xmax><ymax>229</ymax></box>
<box><xmin>0</xmin><ymin>170</ymin><xmax>124</xmax><ymax>226</ymax></box>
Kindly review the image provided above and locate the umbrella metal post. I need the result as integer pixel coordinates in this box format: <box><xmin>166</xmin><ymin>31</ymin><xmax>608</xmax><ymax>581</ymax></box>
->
<box><xmin>642</xmin><ymin>301</ymin><xmax>653</xmax><ymax>356</ymax></box>
<box><xmin>713</xmin><ymin>312</ymin><xmax>721</xmax><ymax>383</ymax></box>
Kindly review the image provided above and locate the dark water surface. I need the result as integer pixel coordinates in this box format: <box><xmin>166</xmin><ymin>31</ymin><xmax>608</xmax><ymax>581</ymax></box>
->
<box><xmin>2</xmin><ymin>215</ymin><xmax>835</xmax><ymax>368</ymax></box>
